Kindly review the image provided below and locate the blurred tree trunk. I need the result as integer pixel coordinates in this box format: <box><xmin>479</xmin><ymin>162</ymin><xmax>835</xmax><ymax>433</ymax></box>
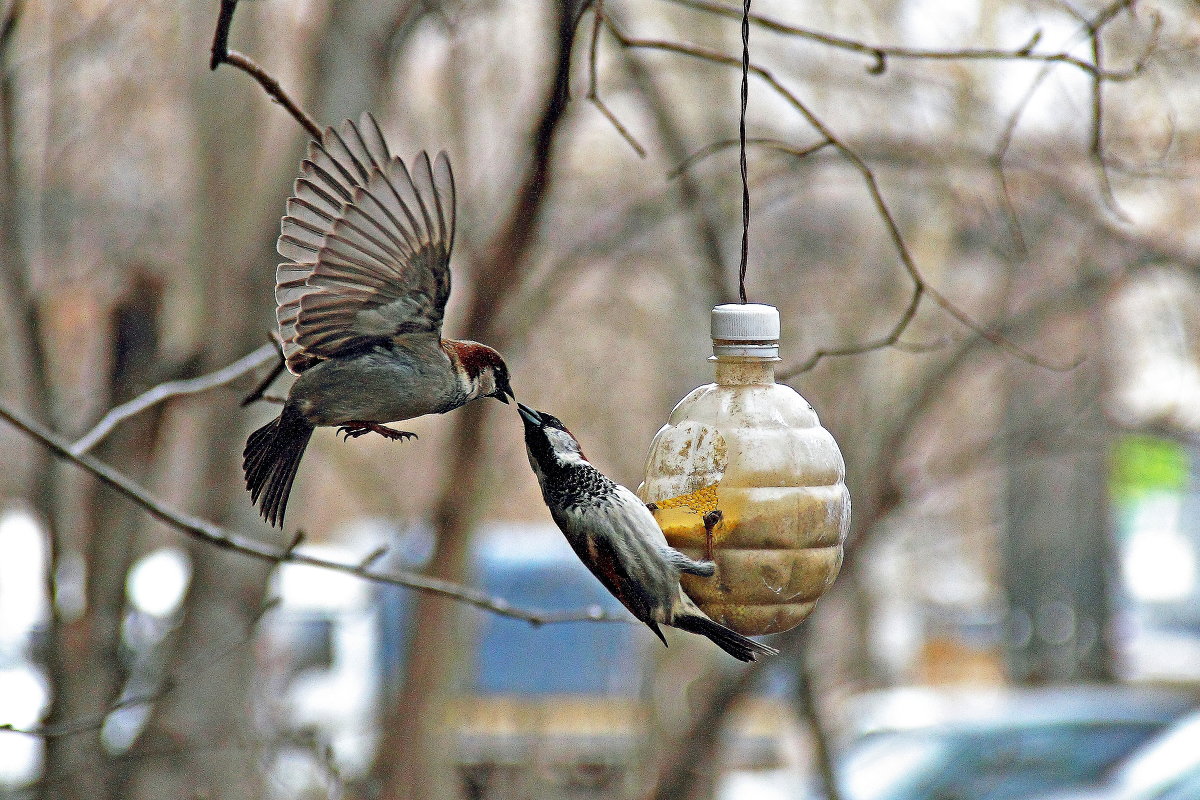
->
<box><xmin>312</xmin><ymin>0</ymin><xmax>423</xmax><ymax>122</ymax></box>
<box><xmin>1001</xmin><ymin>309</ymin><xmax>1117</xmax><ymax>684</ymax></box>
<box><xmin>37</xmin><ymin>279</ymin><xmax>167</xmax><ymax>800</ymax></box>
<box><xmin>20</xmin><ymin>4</ymin><xmax>126</xmax><ymax>797</ymax></box>
<box><xmin>118</xmin><ymin>5</ymin><xmax>301</xmax><ymax>799</ymax></box>
<box><xmin>794</xmin><ymin>629</ymin><xmax>844</xmax><ymax>800</ymax></box>
<box><xmin>646</xmin><ymin>659</ymin><xmax>762</xmax><ymax>800</ymax></box>
<box><xmin>361</xmin><ymin>4</ymin><xmax>579</xmax><ymax>799</ymax></box>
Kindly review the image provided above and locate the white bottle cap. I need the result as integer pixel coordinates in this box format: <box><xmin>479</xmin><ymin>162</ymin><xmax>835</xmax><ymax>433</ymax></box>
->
<box><xmin>711</xmin><ymin>303</ymin><xmax>780</xmax><ymax>359</ymax></box>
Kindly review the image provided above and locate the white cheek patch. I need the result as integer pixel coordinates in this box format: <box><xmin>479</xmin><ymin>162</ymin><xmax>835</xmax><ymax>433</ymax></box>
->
<box><xmin>547</xmin><ymin>428</ymin><xmax>583</xmax><ymax>459</ymax></box>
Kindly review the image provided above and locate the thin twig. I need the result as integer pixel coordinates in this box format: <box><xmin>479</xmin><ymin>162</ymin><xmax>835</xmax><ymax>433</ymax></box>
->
<box><xmin>0</xmin><ymin>0</ymin><xmax>20</xmax><ymax>50</ymax></box>
<box><xmin>210</xmin><ymin>0</ymin><xmax>237</xmax><ymax>70</ymax></box>
<box><xmin>988</xmin><ymin>0</ymin><xmax>1151</xmax><ymax>255</ymax></box>
<box><xmin>0</xmin><ymin>598</ymin><xmax>284</xmax><ymax>741</ymax></box>
<box><xmin>209</xmin><ymin>0</ymin><xmax>323</xmax><ymax>140</ymax></box>
<box><xmin>607</xmin><ymin>21</ymin><xmax>1079</xmax><ymax>373</ymax></box>
<box><xmin>665</xmin><ymin>0</ymin><xmax>1152</xmax><ymax>80</ymax></box>
<box><xmin>597</xmin><ymin>0</ymin><xmax>738</xmax><ymax>303</ymax></box>
<box><xmin>2</xmin><ymin>692</ymin><xmax>165</xmax><ymax>740</ymax></box>
<box><xmin>240</xmin><ymin>345</ymin><xmax>286</xmax><ymax>407</ymax></box>
<box><xmin>0</xmin><ymin>402</ymin><xmax>628</xmax><ymax>627</ymax></box>
<box><xmin>1062</xmin><ymin>0</ymin><xmax>1141</xmax><ymax>221</ymax></box>
<box><xmin>586</xmin><ymin>0</ymin><xmax>647</xmax><ymax>157</ymax></box>
<box><xmin>786</xmin><ymin>287</ymin><xmax>926</xmax><ymax>375</ymax></box>
<box><xmin>70</xmin><ymin>343</ymin><xmax>278</xmax><ymax>456</ymax></box>
<box><xmin>990</xmin><ymin>44</ymin><xmax>1055</xmax><ymax>257</ymax></box>
<box><xmin>668</xmin><ymin>136</ymin><xmax>831</xmax><ymax>179</ymax></box>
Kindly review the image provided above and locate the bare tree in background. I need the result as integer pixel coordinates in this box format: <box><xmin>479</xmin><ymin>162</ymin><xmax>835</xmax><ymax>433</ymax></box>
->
<box><xmin>1</xmin><ymin>1</ymin><xmax>1198</xmax><ymax>800</ymax></box>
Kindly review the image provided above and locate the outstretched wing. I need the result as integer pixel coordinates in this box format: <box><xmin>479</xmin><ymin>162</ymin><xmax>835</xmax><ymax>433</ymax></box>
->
<box><xmin>275</xmin><ymin>113</ymin><xmax>456</xmax><ymax>374</ymax></box>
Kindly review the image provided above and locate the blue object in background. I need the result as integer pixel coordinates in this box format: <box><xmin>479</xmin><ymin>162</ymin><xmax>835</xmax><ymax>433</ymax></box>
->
<box><xmin>473</xmin><ymin>526</ymin><xmax>642</xmax><ymax>695</ymax></box>
<box><xmin>373</xmin><ymin>523</ymin><xmax>643</xmax><ymax>696</ymax></box>
<box><xmin>374</xmin><ymin>522</ymin><xmax>786</xmax><ymax>697</ymax></box>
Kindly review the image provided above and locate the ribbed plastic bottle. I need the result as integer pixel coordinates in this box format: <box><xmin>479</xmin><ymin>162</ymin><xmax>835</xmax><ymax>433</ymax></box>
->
<box><xmin>637</xmin><ymin>304</ymin><xmax>850</xmax><ymax>635</ymax></box>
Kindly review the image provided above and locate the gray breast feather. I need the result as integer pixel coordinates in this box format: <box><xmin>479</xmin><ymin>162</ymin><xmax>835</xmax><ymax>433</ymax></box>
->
<box><xmin>611</xmin><ymin>486</ymin><xmax>673</xmax><ymax>547</ymax></box>
<box><xmin>564</xmin><ymin>492</ymin><xmax>681</xmax><ymax>594</ymax></box>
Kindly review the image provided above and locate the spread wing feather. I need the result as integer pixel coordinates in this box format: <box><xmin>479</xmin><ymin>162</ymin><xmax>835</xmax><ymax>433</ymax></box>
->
<box><xmin>275</xmin><ymin>113</ymin><xmax>456</xmax><ymax>374</ymax></box>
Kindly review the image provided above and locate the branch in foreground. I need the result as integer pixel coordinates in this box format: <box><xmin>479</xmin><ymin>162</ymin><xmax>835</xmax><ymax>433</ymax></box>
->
<box><xmin>2</xmin><ymin>596</ymin><xmax>283</xmax><ymax>740</ymax></box>
<box><xmin>0</xmin><ymin>402</ymin><xmax>627</xmax><ymax>626</ymax></box>
<box><xmin>0</xmin><ymin>693</ymin><xmax>161</xmax><ymax>740</ymax></box>
<box><xmin>70</xmin><ymin>342</ymin><xmax>279</xmax><ymax>456</ymax></box>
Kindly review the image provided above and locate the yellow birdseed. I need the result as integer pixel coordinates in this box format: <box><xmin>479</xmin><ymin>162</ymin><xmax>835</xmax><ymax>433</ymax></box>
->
<box><xmin>653</xmin><ymin>483</ymin><xmax>719</xmax><ymax>515</ymax></box>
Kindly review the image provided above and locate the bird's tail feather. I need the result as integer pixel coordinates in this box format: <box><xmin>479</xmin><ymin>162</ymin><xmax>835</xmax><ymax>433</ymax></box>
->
<box><xmin>672</xmin><ymin>613</ymin><xmax>779</xmax><ymax>663</ymax></box>
<box><xmin>668</xmin><ymin>549</ymin><xmax>716</xmax><ymax>577</ymax></box>
<box><xmin>243</xmin><ymin>405</ymin><xmax>313</xmax><ymax>528</ymax></box>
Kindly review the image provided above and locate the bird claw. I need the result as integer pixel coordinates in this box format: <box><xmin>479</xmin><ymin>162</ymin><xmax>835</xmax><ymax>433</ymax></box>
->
<box><xmin>376</xmin><ymin>427</ymin><xmax>417</xmax><ymax>442</ymax></box>
<box><xmin>337</xmin><ymin>425</ymin><xmax>370</xmax><ymax>441</ymax></box>
<box><xmin>336</xmin><ymin>423</ymin><xmax>417</xmax><ymax>442</ymax></box>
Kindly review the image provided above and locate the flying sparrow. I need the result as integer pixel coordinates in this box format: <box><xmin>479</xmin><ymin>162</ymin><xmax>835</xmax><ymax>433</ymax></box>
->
<box><xmin>244</xmin><ymin>114</ymin><xmax>514</xmax><ymax>527</ymax></box>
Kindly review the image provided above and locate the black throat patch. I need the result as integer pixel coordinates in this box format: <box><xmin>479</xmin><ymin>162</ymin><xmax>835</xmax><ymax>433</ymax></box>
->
<box><xmin>525</xmin><ymin>428</ymin><xmax>618</xmax><ymax>511</ymax></box>
<box><xmin>543</xmin><ymin>459</ymin><xmax>618</xmax><ymax>511</ymax></box>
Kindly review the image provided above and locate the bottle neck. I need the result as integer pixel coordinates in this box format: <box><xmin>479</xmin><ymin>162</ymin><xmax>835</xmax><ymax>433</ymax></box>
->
<box><xmin>713</xmin><ymin>358</ymin><xmax>777</xmax><ymax>386</ymax></box>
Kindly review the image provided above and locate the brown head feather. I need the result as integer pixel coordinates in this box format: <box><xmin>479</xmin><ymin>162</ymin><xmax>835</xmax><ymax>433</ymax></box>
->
<box><xmin>443</xmin><ymin>339</ymin><xmax>514</xmax><ymax>400</ymax></box>
<box><xmin>444</xmin><ymin>340</ymin><xmax>503</xmax><ymax>377</ymax></box>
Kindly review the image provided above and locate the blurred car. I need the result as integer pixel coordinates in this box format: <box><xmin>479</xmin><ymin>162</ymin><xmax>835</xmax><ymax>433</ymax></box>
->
<box><xmin>827</xmin><ymin>686</ymin><xmax>1195</xmax><ymax>800</ymax></box>
<box><xmin>1024</xmin><ymin>709</ymin><xmax>1200</xmax><ymax>800</ymax></box>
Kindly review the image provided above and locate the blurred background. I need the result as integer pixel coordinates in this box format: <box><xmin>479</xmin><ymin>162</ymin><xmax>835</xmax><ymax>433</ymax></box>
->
<box><xmin>1</xmin><ymin>0</ymin><xmax>1199</xmax><ymax>798</ymax></box>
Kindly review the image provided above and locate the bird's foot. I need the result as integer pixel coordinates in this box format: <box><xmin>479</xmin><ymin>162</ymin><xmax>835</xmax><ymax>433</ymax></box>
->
<box><xmin>702</xmin><ymin>509</ymin><xmax>723</xmax><ymax>562</ymax></box>
<box><xmin>337</xmin><ymin>422</ymin><xmax>418</xmax><ymax>442</ymax></box>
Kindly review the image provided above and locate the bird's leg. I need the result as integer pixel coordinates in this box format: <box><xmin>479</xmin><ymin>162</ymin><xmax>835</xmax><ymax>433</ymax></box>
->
<box><xmin>702</xmin><ymin>509</ymin><xmax>722</xmax><ymax>563</ymax></box>
<box><xmin>337</xmin><ymin>422</ymin><xmax>418</xmax><ymax>442</ymax></box>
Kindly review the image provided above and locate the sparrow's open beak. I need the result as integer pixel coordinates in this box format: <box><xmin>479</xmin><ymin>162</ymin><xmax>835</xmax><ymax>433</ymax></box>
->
<box><xmin>492</xmin><ymin>378</ymin><xmax>514</xmax><ymax>404</ymax></box>
<box><xmin>517</xmin><ymin>403</ymin><xmax>541</xmax><ymax>426</ymax></box>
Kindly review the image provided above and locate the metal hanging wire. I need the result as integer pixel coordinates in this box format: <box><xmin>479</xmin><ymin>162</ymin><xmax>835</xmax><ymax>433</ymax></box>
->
<box><xmin>738</xmin><ymin>0</ymin><xmax>751</xmax><ymax>303</ymax></box>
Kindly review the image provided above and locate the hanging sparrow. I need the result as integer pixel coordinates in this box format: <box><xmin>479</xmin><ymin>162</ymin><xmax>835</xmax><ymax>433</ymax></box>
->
<box><xmin>518</xmin><ymin>403</ymin><xmax>778</xmax><ymax>662</ymax></box>
<box><xmin>244</xmin><ymin>114</ymin><xmax>514</xmax><ymax>527</ymax></box>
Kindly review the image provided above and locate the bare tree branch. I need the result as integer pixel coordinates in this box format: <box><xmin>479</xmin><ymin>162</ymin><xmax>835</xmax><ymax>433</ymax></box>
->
<box><xmin>666</xmin><ymin>0</ymin><xmax>1154</xmax><ymax>80</ymax></box>
<box><xmin>208</xmin><ymin>0</ymin><xmax>322</xmax><ymax>140</ymax></box>
<box><xmin>70</xmin><ymin>343</ymin><xmax>278</xmax><ymax>456</ymax></box>
<box><xmin>586</xmin><ymin>0</ymin><xmax>647</xmax><ymax>157</ymax></box>
<box><xmin>788</xmin><ymin>285</ymin><xmax>927</xmax><ymax>375</ymax></box>
<box><xmin>1060</xmin><ymin>0</ymin><xmax>1152</xmax><ymax>221</ymax></box>
<box><xmin>646</xmin><ymin>656</ymin><xmax>765</xmax><ymax>800</ymax></box>
<box><xmin>2</xmin><ymin>691</ymin><xmax>163</xmax><ymax>740</ymax></box>
<box><xmin>367</xmin><ymin>8</ymin><xmax>589</xmax><ymax>797</ymax></box>
<box><xmin>1</xmin><ymin>596</ymin><xmax>287</xmax><ymax>744</ymax></box>
<box><xmin>605</xmin><ymin>19</ymin><xmax>1079</xmax><ymax>372</ymax></box>
<box><xmin>0</xmin><ymin>402</ymin><xmax>628</xmax><ymax>626</ymax></box>
<box><xmin>617</xmin><ymin>13</ymin><xmax>737</xmax><ymax>304</ymax></box>
<box><xmin>668</xmin><ymin>136</ymin><xmax>832</xmax><ymax>179</ymax></box>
